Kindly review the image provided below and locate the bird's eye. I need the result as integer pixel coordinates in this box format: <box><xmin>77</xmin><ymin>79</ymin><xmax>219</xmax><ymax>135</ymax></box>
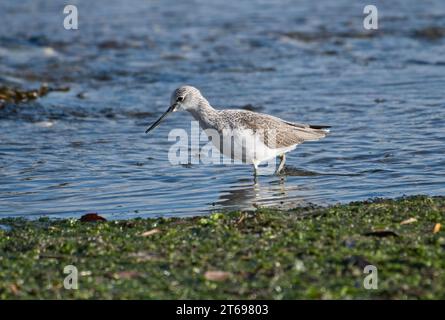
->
<box><xmin>177</xmin><ymin>96</ymin><xmax>184</xmax><ymax>102</ymax></box>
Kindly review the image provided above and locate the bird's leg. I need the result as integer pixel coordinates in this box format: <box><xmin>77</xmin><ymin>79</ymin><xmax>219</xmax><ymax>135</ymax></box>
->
<box><xmin>253</xmin><ymin>161</ymin><xmax>259</xmax><ymax>176</ymax></box>
<box><xmin>275</xmin><ymin>154</ymin><xmax>286</xmax><ymax>174</ymax></box>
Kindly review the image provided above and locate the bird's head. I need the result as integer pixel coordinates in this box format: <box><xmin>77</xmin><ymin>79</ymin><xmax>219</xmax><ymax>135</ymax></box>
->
<box><xmin>170</xmin><ymin>85</ymin><xmax>203</xmax><ymax>112</ymax></box>
<box><xmin>145</xmin><ymin>85</ymin><xmax>204</xmax><ymax>134</ymax></box>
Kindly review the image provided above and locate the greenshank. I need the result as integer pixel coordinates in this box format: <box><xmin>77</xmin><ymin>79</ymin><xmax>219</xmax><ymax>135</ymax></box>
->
<box><xmin>146</xmin><ymin>86</ymin><xmax>330</xmax><ymax>175</ymax></box>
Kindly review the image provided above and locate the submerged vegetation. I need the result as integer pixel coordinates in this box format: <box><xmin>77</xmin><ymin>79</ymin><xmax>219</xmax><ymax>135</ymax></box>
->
<box><xmin>0</xmin><ymin>196</ymin><xmax>444</xmax><ymax>299</ymax></box>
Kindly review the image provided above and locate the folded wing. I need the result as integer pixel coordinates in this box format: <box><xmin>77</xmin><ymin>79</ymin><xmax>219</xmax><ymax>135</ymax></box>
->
<box><xmin>227</xmin><ymin>110</ymin><xmax>330</xmax><ymax>149</ymax></box>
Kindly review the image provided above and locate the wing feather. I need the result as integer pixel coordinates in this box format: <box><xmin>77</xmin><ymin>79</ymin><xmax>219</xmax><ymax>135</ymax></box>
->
<box><xmin>222</xmin><ymin>110</ymin><xmax>329</xmax><ymax>149</ymax></box>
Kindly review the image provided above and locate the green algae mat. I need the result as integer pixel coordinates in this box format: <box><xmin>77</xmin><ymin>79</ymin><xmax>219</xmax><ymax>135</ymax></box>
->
<box><xmin>0</xmin><ymin>196</ymin><xmax>444</xmax><ymax>299</ymax></box>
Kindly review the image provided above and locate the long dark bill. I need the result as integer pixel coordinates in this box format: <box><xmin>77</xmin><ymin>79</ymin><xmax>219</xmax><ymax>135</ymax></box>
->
<box><xmin>145</xmin><ymin>104</ymin><xmax>176</xmax><ymax>134</ymax></box>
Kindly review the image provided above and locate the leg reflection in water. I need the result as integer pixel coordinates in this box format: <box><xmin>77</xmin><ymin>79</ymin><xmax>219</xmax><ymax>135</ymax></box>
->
<box><xmin>217</xmin><ymin>175</ymin><xmax>297</xmax><ymax>211</ymax></box>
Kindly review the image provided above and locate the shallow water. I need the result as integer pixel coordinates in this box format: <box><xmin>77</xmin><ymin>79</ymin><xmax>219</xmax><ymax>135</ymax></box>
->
<box><xmin>1</xmin><ymin>0</ymin><xmax>444</xmax><ymax>219</ymax></box>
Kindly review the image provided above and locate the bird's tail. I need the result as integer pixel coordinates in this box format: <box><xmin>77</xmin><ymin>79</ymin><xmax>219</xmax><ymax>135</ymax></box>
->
<box><xmin>282</xmin><ymin>120</ymin><xmax>331</xmax><ymax>141</ymax></box>
<box><xmin>309</xmin><ymin>125</ymin><xmax>331</xmax><ymax>133</ymax></box>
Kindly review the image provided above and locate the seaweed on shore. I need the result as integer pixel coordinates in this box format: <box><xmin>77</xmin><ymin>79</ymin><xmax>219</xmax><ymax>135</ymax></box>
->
<box><xmin>0</xmin><ymin>195</ymin><xmax>444</xmax><ymax>299</ymax></box>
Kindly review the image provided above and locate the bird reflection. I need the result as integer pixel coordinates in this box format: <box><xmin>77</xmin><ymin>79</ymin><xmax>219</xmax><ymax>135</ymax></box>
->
<box><xmin>217</xmin><ymin>175</ymin><xmax>289</xmax><ymax>209</ymax></box>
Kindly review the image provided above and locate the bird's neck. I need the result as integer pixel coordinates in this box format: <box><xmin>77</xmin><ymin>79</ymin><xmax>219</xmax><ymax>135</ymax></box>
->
<box><xmin>188</xmin><ymin>99</ymin><xmax>219</xmax><ymax>129</ymax></box>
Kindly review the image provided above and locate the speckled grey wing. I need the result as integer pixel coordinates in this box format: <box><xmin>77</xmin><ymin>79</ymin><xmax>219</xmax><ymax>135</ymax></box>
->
<box><xmin>223</xmin><ymin>110</ymin><xmax>329</xmax><ymax>149</ymax></box>
<box><xmin>274</xmin><ymin>119</ymin><xmax>330</xmax><ymax>148</ymax></box>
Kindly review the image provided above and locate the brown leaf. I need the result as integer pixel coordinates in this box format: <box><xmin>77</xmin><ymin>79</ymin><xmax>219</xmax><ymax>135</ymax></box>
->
<box><xmin>400</xmin><ymin>217</ymin><xmax>417</xmax><ymax>225</ymax></box>
<box><xmin>9</xmin><ymin>284</ymin><xmax>19</xmax><ymax>295</ymax></box>
<box><xmin>204</xmin><ymin>270</ymin><xmax>232</xmax><ymax>281</ymax></box>
<box><xmin>363</xmin><ymin>229</ymin><xmax>399</xmax><ymax>237</ymax></box>
<box><xmin>433</xmin><ymin>223</ymin><xmax>441</xmax><ymax>234</ymax></box>
<box><xmin>140</xmin><ymin>228</ymin><xmax>161</xmax><ymax>237</ymax></box>
<box><xmin>79</xmin><ymin>213</ymin><xmax>107</xmax><ymax>222</ymax></box>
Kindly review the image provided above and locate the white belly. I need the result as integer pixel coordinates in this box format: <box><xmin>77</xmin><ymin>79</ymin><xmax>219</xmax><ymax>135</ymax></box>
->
<box><xmin>205</xmin><ymin>128</ymin><xmax>295</xmax><ymax>164</ymax></box>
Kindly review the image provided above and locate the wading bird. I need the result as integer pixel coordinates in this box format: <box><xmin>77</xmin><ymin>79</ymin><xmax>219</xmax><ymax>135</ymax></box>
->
<box><xmin>146</xmin><ymin>86</ymin><xmax>330</xmax><ymax>175</ymax></box>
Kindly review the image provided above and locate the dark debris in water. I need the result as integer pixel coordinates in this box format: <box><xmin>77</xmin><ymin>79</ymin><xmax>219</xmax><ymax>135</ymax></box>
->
<box><xmin>280</xmin><ymin>166</ymin><xmax>319</xmax><ymax>176</ymax></box>
<box><xmin>278</xmin><ymin>30</ymin><xmax>376</xmax><ymax>43</ymax></box>
<box><xmin>0</xmin><ymin>84</ymin><xmax>69</xmax><ymax>108</ymax></box>
<box><xmin>279</xmin><ymin>26</ymin><xmax>445</xmax><ymax>44</ymax></box>
<box><xmin>0</xmin><ymin>96</ymin><xmax>155</xmax><ymax>122</ymax></box>
<box><xmin>123</xmin><ymin>111</ymin><xmax>153</xmax><ymax>119</ymax></box>
<box><xmin>413</xmin><ymin>27</ymin><xmax>445</xmax><ymax>40</ymax></box>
